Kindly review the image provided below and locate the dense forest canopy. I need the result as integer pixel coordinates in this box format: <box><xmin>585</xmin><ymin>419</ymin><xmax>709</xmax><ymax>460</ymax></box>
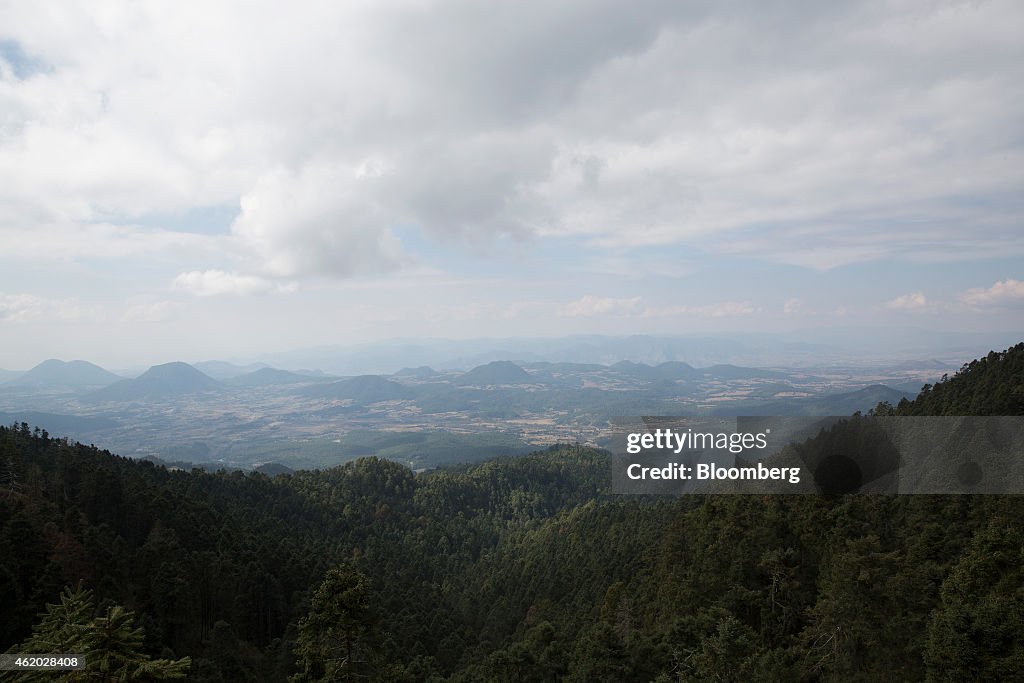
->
<box><xmin>1</xmin><ymin>343</ymin><xmax>1023</xmax><ymax>681</ymax></box>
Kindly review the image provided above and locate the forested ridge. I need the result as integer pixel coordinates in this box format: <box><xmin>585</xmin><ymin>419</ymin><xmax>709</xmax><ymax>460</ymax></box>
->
<box><xmin>1</xmin><ymin>344</ymin><xmax>1023</xmax><ymax>681</ymax></box>
<box><xmin>872</xmin><ymin>342</ymin><xmax>1024</xmax><ymax>417</ymax></box>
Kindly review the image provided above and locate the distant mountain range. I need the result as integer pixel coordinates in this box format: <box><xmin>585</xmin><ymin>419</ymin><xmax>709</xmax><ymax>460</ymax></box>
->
<box><xmin>611</xmin><ymin>360</ymin><xmax>688</xmax><ymax>381</ymax></box>
<box><xmin>0</xmin><ymin>354</ymin><xmax>928</xmax><ymax>418</ymax></box>
<box><xmin>225</xmin><ymin>367</ymin><xmax>325</xmax><ymax>387</ymax></box>
<box><xmin>249</xmin><ymin>330</ymin><xmax>1015</xmax><ymax>375</ymax></box>
<box><xmin>88</xmin><ymin>362</ymin><xmax>219</xmax><ymax>401</ymax></box>
<box><xmin>253</xmin><ymin>335</ymin><xmax>792</xmax><ymax>375</ymax></box>
<box><xmin>0</xmin><ymin>351</ymin><xmax>936</xmax><ymax>472</ymax></box>
<box><xmin>0</xmin><ymin>349</ymin><xmax>947</xmax><ymax>469</ymax></box>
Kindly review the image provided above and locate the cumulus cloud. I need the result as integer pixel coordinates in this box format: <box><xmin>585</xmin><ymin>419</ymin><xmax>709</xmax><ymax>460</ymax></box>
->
<box><xmin>886</xmin><ymin>292</ymin><xmax>928</xmax><ymax>310</ymax></box>
<box><xmin>171</xmin><ymin>270</ymin><xmax>297</xmax><ymax>297</ymax></box>
<box><xmin>0</xmin><ymin>0</ymin><xmax>1020</xmax><ymax>282</ymax></box>
<box><xmin>958</xmin><ymin>279</ymin><xmax>1024</xmax><ymax>307</ymax></box>
<box><xmin>231</xmin><ymin>163</ymin><xmax>406</xmax><ymax>278</ymax></box>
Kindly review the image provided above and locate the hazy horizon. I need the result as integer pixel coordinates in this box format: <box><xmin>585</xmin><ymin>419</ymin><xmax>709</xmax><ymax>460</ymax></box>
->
<box><xmin>2</xmin><ymin>328</ymin><xmax>1021</xmax><ymax>376</ymax></box>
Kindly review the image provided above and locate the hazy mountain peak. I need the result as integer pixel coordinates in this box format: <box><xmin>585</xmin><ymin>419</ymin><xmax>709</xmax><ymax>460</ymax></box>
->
<box><xmin>455</xmin><ymin>361</ymin><xmax>532</xmax><ymax>386</ymax></box>
<box><xmin>87</xmin><ymin>362</ymin><xmax>218</xmax><ymax>402</ymax></box>
<box><xmin>193</xmin><ymin>360</ymin><xmax>271</xmax><ymax>380</ymax></box>
<box><xmin>6</xmin><ymin>358</ymin><xmax>121</xmax><ymax>388</ymax></box>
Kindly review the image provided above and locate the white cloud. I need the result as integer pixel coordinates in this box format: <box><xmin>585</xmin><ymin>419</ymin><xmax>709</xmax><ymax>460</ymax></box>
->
<box><xmin>0</xmin><ymin>293</ymin><xmax>91</xmax><ymax>322</ymax></box>
<box><xmin>562</xmin><ymin>295</ymin><xmax>643</xmax><ymax>317</ymax></box>
<box><xmin>958</xmin><ymin>279</ymin><xmax>1024</xmax><ymax>307</ymax></box>
<box><xmin>0</xmin><ymin>0</ymin><xmax>1020</xmax><ymax>281</ymax></box>
<box><xmin>644</xmin><ymin>302</ymin><xmax>757</xmax><ymax>318</ymax></box>
<box><xmin>231</xmin><ymin>163</ymin><xmax>407</xmax><ymax>278</ymax></box>
<box><xmin>783</xmin><ymin>298</ymin><xmax>803</xmax><ymax>314</ymax></box>
<box><xmin>560</xmin><ymin>296</ymin><xmax>756</xmax><ymax>319</ymax></box>
<box><xmin>171</xmin><ymin>270</ymin><xmax>297</xmax><ymax>297</ymax></box>
<box><xmin>449</xmin><ymin>301</ymin><xmax>549</xmax><ymax>322</ymax></box>
<box><xmin>886</xmin><ymin>292</ymin><xmax>928</xmax><ymax>310</ymax></box>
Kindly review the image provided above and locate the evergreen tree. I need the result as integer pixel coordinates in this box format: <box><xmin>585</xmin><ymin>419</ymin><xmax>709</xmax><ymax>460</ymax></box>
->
<box><xmin>5</xmin><ymin>584</ymin><xmax>190</xmax><ymax>681</ymax></box>
<box><xmin>291</xmin><ymin>566</ymin><xmax>382</xmax><ymax>682</ymax></box>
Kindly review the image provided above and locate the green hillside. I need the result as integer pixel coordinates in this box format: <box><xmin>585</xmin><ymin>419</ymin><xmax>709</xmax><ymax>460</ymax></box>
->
<box><xmin>873</xmin><ymin>342</ymin><xmax>1024</xmax><ymax>416</ymax></box>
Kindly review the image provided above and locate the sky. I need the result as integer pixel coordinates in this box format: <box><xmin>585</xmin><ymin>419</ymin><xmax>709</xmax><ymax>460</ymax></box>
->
<box><xmin>0</xmin><ymin>0</ymin><xmax>1022</xmax><ymax>369</ymax></box>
